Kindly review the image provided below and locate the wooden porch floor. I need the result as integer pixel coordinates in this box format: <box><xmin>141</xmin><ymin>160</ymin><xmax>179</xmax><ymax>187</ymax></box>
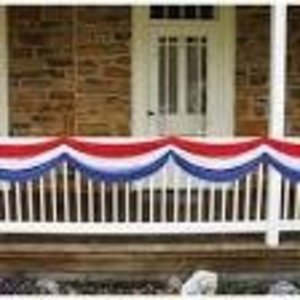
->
<box><xmin>0</xmin><ymin>234</ymin><xmax>299</xmax><ymax>274</ymax></box>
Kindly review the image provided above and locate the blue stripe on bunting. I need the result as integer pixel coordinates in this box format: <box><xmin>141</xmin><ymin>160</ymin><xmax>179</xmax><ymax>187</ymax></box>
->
<box><xmin>0</xmin><ymin>154</ymin><xmax>67</xmax><ymax>183</ymax></box>
<box><xmin>66</xmin><ymin>152</ymin><xmax>171</xmax><ymax>183</ymax></box>
<box><xmin>171</xmin><ymin>152</ymin><xmax>265</xmax><ymax>182</ymax></box>
<box><xmin>267</xmin><ymin>154</ymin><xmax>300</xmax><ymax>183</ymax></box>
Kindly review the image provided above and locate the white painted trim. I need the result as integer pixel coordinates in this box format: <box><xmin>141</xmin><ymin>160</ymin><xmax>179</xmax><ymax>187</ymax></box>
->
<box><xmin>0</xmin><ymin>8</ymin><xmax>8</xmax><ymax>136</ymax></box>
<box><xmin>0</xmin><ymin>221</ymin><xmax>267</xmax><ymax>234</ymax></box>
<box><xmin>215</xmin><ymin>7</ymin><xmax>236</xmax><ymax>136</ymax></box>
<box><xmin>279</xmin><ymin>220</ymin><xmax>300</xmax><ymax>231</ymax></box>
<box><xmin>269</xmin><ymin>4</ymin><xmax>287</xmax><ymax>137</ymax></box>
<box><xmin>131</xmin><ymin>7</ymin><xmax>150</xmax><ymax>136</ymax></box>
<box><xmin>205</xmin><ymin>7</ymin><xmax>236</xmax><ymax>137</ymax></box>
<box><xmin>131</xmin><ymin>7</ymin><xmax>236</xmax><ymax>137</ymax></box>
<box><xmin>266</xmin><ymin>4</ymin><xmax>287</xmax><ymax>248</ymax></box>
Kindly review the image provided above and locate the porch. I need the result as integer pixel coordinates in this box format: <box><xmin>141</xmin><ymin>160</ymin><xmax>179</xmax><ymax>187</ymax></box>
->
<box><xmin>0</xmin><ymin>3</ymin><xmax>295</xmax><ymax>255</ymax></box>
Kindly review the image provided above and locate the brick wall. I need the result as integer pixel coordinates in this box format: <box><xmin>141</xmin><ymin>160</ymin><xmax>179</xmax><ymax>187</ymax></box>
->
<box><xmin>8</xmin><ymin>7</ymin><xmax>131</xmax><ymax>136</ymax></box>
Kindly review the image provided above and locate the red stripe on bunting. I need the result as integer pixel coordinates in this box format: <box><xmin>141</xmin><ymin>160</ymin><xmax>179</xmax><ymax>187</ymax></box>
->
<box><xmin>171</xmin><ymin>136</ymin><xmax>263</xmax><ymax>157</ymax></box>
<box><xmin>3</xmin><ymin>136</ymin><xmax>298</xmax><ymax>159</ymax></box>
<box><xmin>66</xmin><ymin>137</ymin><xmax>170</xmax><ymax>157</ymax></box>
<box><xmin>0</xmin><ymin>138</ymin><xmax>63</xmax><ymax>157</ymax></box>
<box><xmin>267</xmin><ymin>138</ymin><xmax>300</xmax><ymax>157</ymax></box>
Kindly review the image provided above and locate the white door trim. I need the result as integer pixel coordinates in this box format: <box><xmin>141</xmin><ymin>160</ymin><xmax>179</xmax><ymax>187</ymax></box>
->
<box><xmin>131</xmin><ymin>7</ymin><xmax>150</xmax><ymax>137</ymax></box>
<box><xmin>131</xmin><ymin>6</ymin><xmax>236</xmax><ymax>137</ymax></box>
<box><xmin>0</xmin><ymin>7</ymin><xmax>8</xmax><ymax>136</ymax></box>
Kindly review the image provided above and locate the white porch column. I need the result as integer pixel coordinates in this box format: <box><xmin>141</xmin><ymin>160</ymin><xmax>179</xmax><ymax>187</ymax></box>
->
<box><xmin>0</xmin><ymin>7</ymin><xmax>8</xmax><ymax>136</ymax></box>
<box><xmin>266</xmin><ymin>3</ymin><xmax>287</xmax><ymax>247</ymax></box>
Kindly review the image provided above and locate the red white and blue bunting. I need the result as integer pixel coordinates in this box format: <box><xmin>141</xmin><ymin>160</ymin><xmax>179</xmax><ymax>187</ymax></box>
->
<box><xmin>0</xmin><ymin>137</ymin><xmax>300</xmax><ymax>183</ymax></box>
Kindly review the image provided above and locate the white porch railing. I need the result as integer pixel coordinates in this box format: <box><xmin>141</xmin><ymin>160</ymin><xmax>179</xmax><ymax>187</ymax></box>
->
<box><xmin>0</xmin><ymin>136</ymin><xmax>298</xmax><ymax>248</ymax></box>
<box><xmin>0</xmin><ymin>160</ymin><xmax>268</xmax><ymax>235</ymax></box>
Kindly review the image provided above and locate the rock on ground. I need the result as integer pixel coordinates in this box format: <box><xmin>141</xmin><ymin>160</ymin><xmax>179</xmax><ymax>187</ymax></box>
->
<box><xmin>181</xmin><ymin>270</ymin><xmax>218</xmax><ymax>296</ymax></box>
<box><xmin>268</xmin><ymin>280</ymin><xmax>299</xmax><ymax>295</ymax></box>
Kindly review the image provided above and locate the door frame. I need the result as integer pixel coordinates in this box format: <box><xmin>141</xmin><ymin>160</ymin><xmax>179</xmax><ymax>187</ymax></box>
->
<box><xmin>131</xmin><ymin>6</ymin><xmax>236</xmax><ymax>137</ymax></box>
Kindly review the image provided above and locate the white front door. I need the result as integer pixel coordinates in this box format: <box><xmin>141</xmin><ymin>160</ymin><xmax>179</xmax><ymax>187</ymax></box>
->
<box><xmin>147</xmin><ymin>28</ymin><xmax>214</xmax><ymax>136</ymax></box>
<box><xmin>132</xmin><ymin>6</ymin><xmax>235</xmax><ymax>137</ymax></box>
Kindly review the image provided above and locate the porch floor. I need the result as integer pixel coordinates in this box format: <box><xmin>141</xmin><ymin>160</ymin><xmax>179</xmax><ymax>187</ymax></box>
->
<box><xmin>0</xmin><ymin>234</ymin><xmax>299</xmax><ymax>274</ymax></box>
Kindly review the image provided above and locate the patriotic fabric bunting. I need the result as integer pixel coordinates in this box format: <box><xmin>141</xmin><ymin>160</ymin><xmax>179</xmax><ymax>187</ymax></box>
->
<box><xmin>0</xmin><ymin>137</ymin><xmax>300</xmax><ymax>183</ymax></box>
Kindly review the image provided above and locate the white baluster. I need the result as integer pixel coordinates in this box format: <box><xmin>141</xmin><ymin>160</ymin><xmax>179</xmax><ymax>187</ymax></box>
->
<box><xmin>137</xmin><ymin>180</ymin><xmax>143</xmax><ymax>222</ymax></box>
<box><xmin>27</xmin><ymin>181</ymin><xmax>33</xmax><ymax>222</ymax></box>
<box><xmin>186</xmin><ymin>176</ymin><xmax>191</xmax><ymax>222</ymax></box>
<box><xmin>75</xmin><ymin>170</ymin><xmax>82</xmax><ymax>222</ymax></box>
<box><xmin>15</xmin><ymin>182</ymin><xmax>22</xmax><ymax>222</ymax></box>
<box><xmin>256</xmin><ymin>164</ymin><xmax>264</xmax><ymax>221</ymax></box>
<box><xmin>100</xmin><ymin>182</ymin><xmax>106</xmax><ymax>222</ymax></box>
<box><xmin>125</xmin><ymin>182</ymin><xmax>130</xmax><ymax>223</ymax></box>
<box><xmin>50</xmin><ymin>169</ymin><xmax>57</xmax><ymax>222</ymax></box>
<box><xmin>39</xmin><ymin>177</ymin><xmax>46</xmax><ymax>222</ymax></box>
<box><xmin>149</xmin><ymin>177</ymin><xmax>154</xmax><ymax>223</ymax></box>
<box><xmin>221</xmin><ymin>184</ymin><xmax>227</xmax><ymax>222</ymax></box>
<box><xmin>295</xmin><ymin>183</ymin><xmax>300</xmax><ymax>219</ymax></box>
<box><xmin>3</xmin><ymin>182</ymin><xmax>10</xmax><ymax>222</ymax></box>
<box><xmin>161</xmin><ymin>166</ymin><xmax>167</xmax><ymax>222</ymax></box>
<box><xmin>244</xmin><ymin>174</ymin><xmax>252</xmax><ymax>221</ymax></box>
<box><xmin>283</xmin><ymin>179</ymin><xmax>290</xmax><ymax>220</ymax></box>
<box><xmin>197</xmin><ymin>180</ymin><xmax>203</xmax><ymax>222</ymax></box>
<box><xmin>173</xmin><ymin>165</ymin><xmax>179</xmax><ymax>222</ymax></box>
<box><xmin>87</xmin><ymin>179</ymin><xmax>94</xmax><ymax>222</ymax></box>
<box><xmin>209</xmin><ymin>183</ymin><xmax>215</xmax><ymax>222</ymax></box>
<box><xmin>112</xmin><ymin>183</ymin><xmax>118</xmax><ymax>222</ymax></box>
<box><xmin>63</xmin><ymin>161</ymin><xmax>70</xmax><ymax>222</ymax></box>
<box><xmin>233</xmin><ymin>180</ymin><xmax>239</xmax><ymax>222</ymax></box>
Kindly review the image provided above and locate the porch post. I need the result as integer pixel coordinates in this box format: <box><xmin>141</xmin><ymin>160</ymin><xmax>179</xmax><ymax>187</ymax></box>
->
<box><xmin>266</xmin><ymin>3</ymin><xmax>287</xmax><ymax>247</ymax></box>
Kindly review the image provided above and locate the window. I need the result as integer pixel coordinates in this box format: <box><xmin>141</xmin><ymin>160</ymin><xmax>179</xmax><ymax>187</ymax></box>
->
<box><xmin>150</xmin><ymin>6</ymin><xmax>216</xmax><ymax>20</ymax></box>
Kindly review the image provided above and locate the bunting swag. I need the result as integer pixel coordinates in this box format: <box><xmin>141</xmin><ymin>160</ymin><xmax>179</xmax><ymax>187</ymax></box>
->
<box><xmin>1</xmin><ymin>137</ymin><xmax>300</xmax><ymax>183</ymax></box>
<box><xmin>171</xmin><ymin>153</ymin><xmax>264</xmax><ymax>183</ymax></box>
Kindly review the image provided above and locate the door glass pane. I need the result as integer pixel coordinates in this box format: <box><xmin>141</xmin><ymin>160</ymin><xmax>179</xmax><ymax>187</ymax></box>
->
<box><xmin>184</xmin><ymin>6</ymin><xmax>197</xmax><ymax>19</ymax></box>
<box><xmin>186</xmin><ymin>36</ymin><xmax>207</xmax><ymax>115</ymax></box>
<box><xmin>150</xmin><ymin>6</ymin><xmax>165</xmax><ymax>19</ymax></box>
<box><xmin>186</xmin><ymin>37</ymin><xmax>199</xmax><ymax>114</ymax></box>
<box><xmin>168</xmin><ymin>6</ymin><xmax>180</xmax><ymax>19</ymax></box>
<box><xmin>200</xmin><ymin>6</ymin><xmax>215</xmax><ymax>19</ymax></box>
<box><xmin>201</xmin><ymin>37</ymin><xmax>207</xmax><ymax>114</ymax></box>
<box><xmin>158</xmin><ymin>37</ymin><xmax>178</xmax><ymax>115</ymax></box>
<box><xmin>150</xmin><ymin>6</ymin><xmax>216</xmax><ymax>20</ymax></box>
<box><xmin>168</xmin><ymin>37</ymin><xmax>178</xmax><ymax>114</ymax></box>
<box><xmin>158</xmin><ymin>38</ymin><xmax>166</xmax><ymax>114</ymax></box>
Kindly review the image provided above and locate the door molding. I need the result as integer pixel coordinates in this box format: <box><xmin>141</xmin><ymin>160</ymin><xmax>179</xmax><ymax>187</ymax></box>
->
<box><xmin>131</xmin><ymin>6</ymin><xmax>236</xmax><ymax>137</ymax></box>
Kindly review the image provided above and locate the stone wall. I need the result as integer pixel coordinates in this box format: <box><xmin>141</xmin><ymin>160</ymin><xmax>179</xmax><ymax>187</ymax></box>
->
<box><xmin>235</xmin><ymin>6</ymin><xmax>300</xmax><ymax>136</ymax></box>
<box><xmin>235</xmin><ymin>6</ymin><xmax>270</xmax><ymax>136</ymax></box>
<box><xmin>8</xmin><ymin>6</ymin><xmax>300</xmax><ymax>136</ymax></box>
<box><xmin>8</xmin><ymin>7</ymin><xmax>131</xmax><ymax>136</ymax></box>
<box><xmin>286</xmin><ymin>6</ymin><xmax>300</xmax><ymax>135</ymax></box>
